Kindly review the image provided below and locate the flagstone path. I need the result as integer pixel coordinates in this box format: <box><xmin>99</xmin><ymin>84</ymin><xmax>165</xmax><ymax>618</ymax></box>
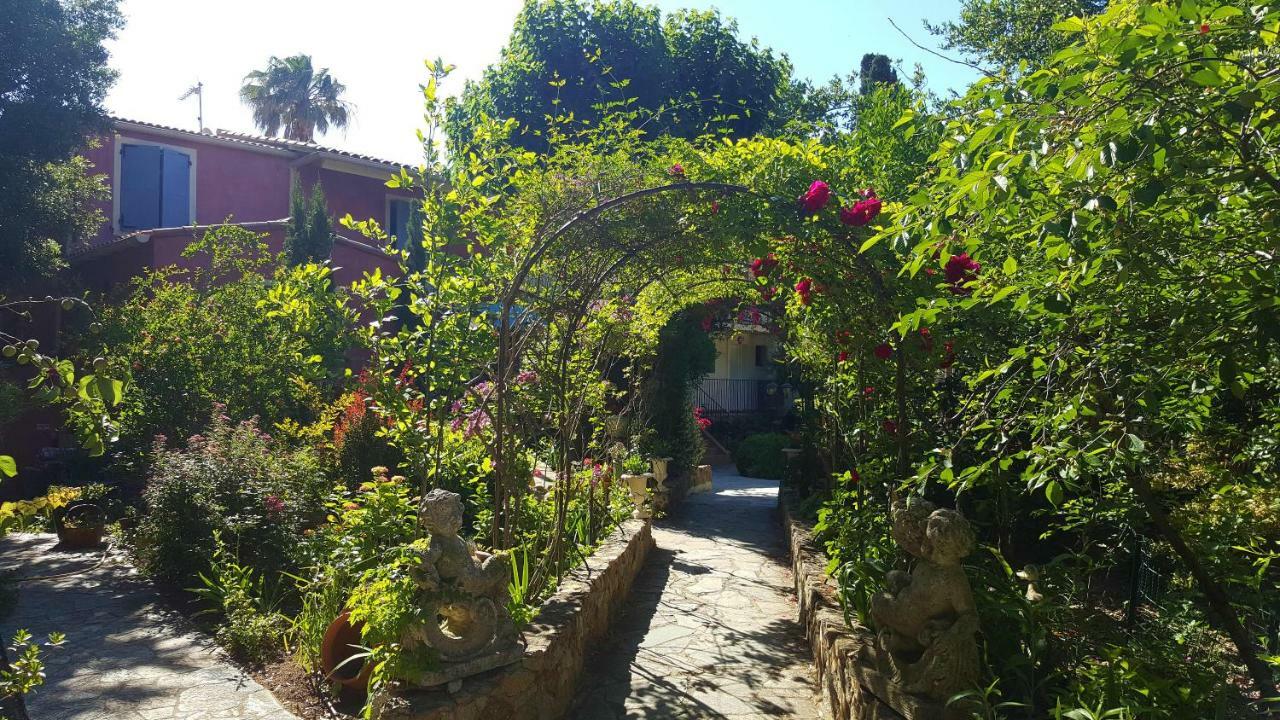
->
<box><xmin>0</xmin><ymin>532</ymin><xmax>296</xmax><ymax>720</ymax></box>
<box><xmin>570</xmin><ymin>469</ymin><xmax>824</xmax><ymax>719</ymax></box>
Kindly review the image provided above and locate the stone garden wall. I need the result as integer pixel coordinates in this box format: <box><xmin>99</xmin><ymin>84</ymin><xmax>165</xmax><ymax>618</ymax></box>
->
<box><xmin>781</xmin><ymin>492</ymin><xmax>910</xmax><ymax>720</ymax></box>
<box><xmin>389</xmin><ymin>518</ymin><xmax>655</xmax><ymax>720</ymax></box>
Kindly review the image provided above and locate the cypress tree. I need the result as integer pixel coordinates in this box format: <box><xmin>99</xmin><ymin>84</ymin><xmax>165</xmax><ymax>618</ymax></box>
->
<box><xmin>306</xmin><ymin>181</ymin><xmax>332</xmax><ymax>263</ymax></box>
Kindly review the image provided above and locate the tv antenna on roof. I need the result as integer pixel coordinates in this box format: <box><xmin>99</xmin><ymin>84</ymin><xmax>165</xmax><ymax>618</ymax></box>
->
<box><xmin>179</xmin><ymin>81</ymin><xmax>204</xmax><ymax>132</ymax></box>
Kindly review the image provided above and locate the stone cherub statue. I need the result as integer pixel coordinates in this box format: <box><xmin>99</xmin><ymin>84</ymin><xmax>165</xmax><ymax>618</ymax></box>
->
<box><xmin>403</xmin><ymin>488</ymin><xmax>517</xmax><ymax>666</ymax></box>
<box><xmin>870</xmin><ymin>497</ymin><xmax>980</xmax><ymax>703</ymax></box>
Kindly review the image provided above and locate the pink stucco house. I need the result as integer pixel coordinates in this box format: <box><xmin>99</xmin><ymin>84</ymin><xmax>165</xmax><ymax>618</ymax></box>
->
<box><xmin>71</xmin><ymin>117</ymin><xmax>419</xmax><ymax>291</ymax></box>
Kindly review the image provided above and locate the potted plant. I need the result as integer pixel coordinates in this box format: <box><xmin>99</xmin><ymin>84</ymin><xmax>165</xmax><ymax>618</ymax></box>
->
<box><xmin>320</xmin><ymin>610</ymin><xmax>374</xmax><ymax>693</ymax></box>
<box><xmin>57</xmin><ymin>503</ymin><xmax>106</xmax><ymax>549</ymax></box>
<box><xmin>53</xmin><ymin>483</ymin><xmax>112</xmax><ymax>549</ymax></box>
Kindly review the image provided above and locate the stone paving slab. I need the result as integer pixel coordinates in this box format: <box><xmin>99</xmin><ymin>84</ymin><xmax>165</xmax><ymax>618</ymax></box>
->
<box><xmin>571</xmin><ymin>470</ymin><xmax>825</xmax><ymax>719</ymax></box>
<box><xmin>0</xmin><ymin>533</ymin><xmax>296</xmax><ymax>720</ymax></box>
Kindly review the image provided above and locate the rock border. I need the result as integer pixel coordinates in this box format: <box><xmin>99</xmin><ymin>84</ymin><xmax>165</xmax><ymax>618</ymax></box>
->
<box><xmin>782</xmin><ymin>491</ymin><xmax>957</xmax><ymax>720</ymax></box>
<box><xmin>388</xmin><ymin>518</ymin><xmax>655</xmax><ymax>720</ymax></box>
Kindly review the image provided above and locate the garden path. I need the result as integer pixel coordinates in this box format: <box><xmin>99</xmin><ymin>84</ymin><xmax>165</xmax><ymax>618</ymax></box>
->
<box><xmin>571</xmin><ymin>469</ymin><xmax>824</xmax><ymax>719</ymax></box>
<box><xmin>0</xmin><ymin>532</ymin><xmax>297</xmax><ymax>720</ymax></box>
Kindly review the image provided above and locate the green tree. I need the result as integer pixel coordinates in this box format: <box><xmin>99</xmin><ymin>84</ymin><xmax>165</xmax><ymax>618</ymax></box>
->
<box><xmin>858</xmin><ymin>52</ymin><xmax>898</xmax><ymax>94</ymax></box>
<box><xmin>889</xmin><ymin>0</ymin><xmax>1280</xmax><ymax>704</ymax></box>
<box><xmin>239</xmin><ymin>55</ymin><xmax>352</xmax><ymax>142</ymax></box>
<box><xmin>925</xmin><ymin>0</ymin><xmax>1107</xmax><ymax>72</ymax></box>
<box><xmin>445</xmin><ymin>0</ymin><xmax>804</xmax><ymax>152</ymax></box>
<box><xmin>283</xmin><ymin>179</ymin><xmax>333</xmax><ymax>265</ymax></box>
<box><xmin>0</xmin><ymin>0</ymin><xmax>121</xmax><ymax>292</ymax></box>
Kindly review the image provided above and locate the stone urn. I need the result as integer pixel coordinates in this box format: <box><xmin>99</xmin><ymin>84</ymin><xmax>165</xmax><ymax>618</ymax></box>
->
<box><xmin>622</xmin><ymin>473</ymin><xmax>653</xmax><ymax>519</ymax></box>
<box><xmin>650</xmin><ymin>457</ymin><xmax>672</xmax><ymax>511</ymax></box>
<box><xmin>320</xmin><ymin>611</ymin><xmax>374</xmax><ymax>693</ymax></box>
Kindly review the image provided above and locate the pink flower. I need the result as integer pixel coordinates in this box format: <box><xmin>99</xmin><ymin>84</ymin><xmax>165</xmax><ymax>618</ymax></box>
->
<box><xmin>516</xmin><ymin>370</ymin><xmax>539</xmax><ymax>385</ymax></box>
<box><xmin>799</xmin><ymin>180</ymin><xmax>831</xmax><ymax>213</ymax></box>
<box><xmin>711</xmin><ymin>200</ymin><xmax>720</xmax><ymax>215</ymax></box>
<box><xmin>794</xmin><ymin>278</ymin><xmax>815</xmax><ymax>306</ymax></box>
<box><xmin>944</xmin><ymin>253</ymin><xmax>982</xmax><ymax>295</ymax></box>
<box><xmin>669</xmin><ymin>163</ymin><xmax>685</xmax><ymax>178</ymax></box>
<box><xmin>874</xmin><ymin>343</ymin><xmax>893</xmax><ymax>360</ymax></box>
<box><xmin>863</xmin><ymin>386</ymin><xmax>875</xmax><ymax>396</ymax></box>
<box><xmin>463</xmin><ymin>409</ymin><xmax>491</xmax><ymax>439</ymax></box>
<box><xmin>264</xmin><ymin>494</ymin><xmax>285</xmax><ymax>515</ymax></box>
<box><xmin>838</xmin><ymin>351</ymin><xmax>849</xmax><ymax>363</ymax></box>
<box><xmin>839</xmin><ymin>191</ymin><xmax>882</xmax><ymax>226</ymax></box>
<box><xmin>760</xmin><ymin>286</ymin><xmax>777</xmax><ymax>301</ymax></box>
<box><xmin>750</xmin><ymin>253</ymin><xmax>778</xmax><ymax>278</ymax></box>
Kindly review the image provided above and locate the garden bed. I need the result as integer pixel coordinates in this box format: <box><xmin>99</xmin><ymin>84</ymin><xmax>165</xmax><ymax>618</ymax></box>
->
<box><xmin>379</xmin><ymin>517</ymin><xmax>654</xmax><ymax>720</ymax></box>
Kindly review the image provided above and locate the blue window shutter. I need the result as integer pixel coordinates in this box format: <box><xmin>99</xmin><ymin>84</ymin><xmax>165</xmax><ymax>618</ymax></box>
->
<box><xmin>160</xmin><ymin>148</ymin><xmax>192</xmax><ymax>227</ymax></box>
<box><xmin>119</xmin><ymin>144</ymin><xmax>162</xmax><ymax>230</ymax></box>
<box><xmin>388</xmin><ymin>199</ymin><xmax>410</xmax><ymax>248</ymax></box>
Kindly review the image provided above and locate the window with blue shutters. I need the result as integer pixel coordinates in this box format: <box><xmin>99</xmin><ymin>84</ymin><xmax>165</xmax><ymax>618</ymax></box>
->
<box><xmin>119</xmin><ymin>143</ymin><xmax>192</xmax><ymax>230</ymax></box>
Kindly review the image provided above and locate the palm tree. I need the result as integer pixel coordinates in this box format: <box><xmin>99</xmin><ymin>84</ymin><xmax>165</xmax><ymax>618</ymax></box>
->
<box><xmin>239</xmin><ymin>55</ymin><xmax>352</xmax><ymax>142</ymax></box>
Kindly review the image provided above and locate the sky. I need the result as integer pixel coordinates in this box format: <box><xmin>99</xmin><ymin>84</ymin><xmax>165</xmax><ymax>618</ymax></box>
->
<box><xmin>104</xmin><ymin>0</ymin><xmax>979</xmax><ymax>165</ymax></box>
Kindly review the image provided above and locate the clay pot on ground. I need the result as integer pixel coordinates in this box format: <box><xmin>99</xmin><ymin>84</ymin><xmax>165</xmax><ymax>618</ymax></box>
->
<box><xmin>56</xmin><ymin>503</ymin><xmax>106</xmax><ymax>550</ymax></box>
<box><xmin>321</xmin><ymin>611</ymin><xmax>374</xmax><ymax>693</ymax></box>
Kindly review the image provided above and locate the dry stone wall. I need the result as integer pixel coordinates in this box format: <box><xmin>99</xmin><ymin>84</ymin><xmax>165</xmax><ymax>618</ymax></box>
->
<box><xmin>781</xmin><ymin>492</ymin><xmax>964</xmax><ymax>720</ymax></box>
<box><xmin>388</xmin><ymin>519</ymin><xmax>654</xmax><ymax>720</ymax></box>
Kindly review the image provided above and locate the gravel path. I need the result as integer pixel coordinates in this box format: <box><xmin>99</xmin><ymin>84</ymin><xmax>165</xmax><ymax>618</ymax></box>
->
<box><xmin>0</xmin><ymin>533</ymin><xmax>295</xmax><ymax>720</ymax></box>
<box><xmin>570</xmin><ymin>469</ymin><xmax>824</xmax><ymax>719</ymax></box>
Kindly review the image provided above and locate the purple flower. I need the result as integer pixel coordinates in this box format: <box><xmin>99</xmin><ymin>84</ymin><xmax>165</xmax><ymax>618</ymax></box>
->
<box><xmin>516</xmin><ymin>370</ymin><xmax>539</xmax><ymax>385</ymax></box>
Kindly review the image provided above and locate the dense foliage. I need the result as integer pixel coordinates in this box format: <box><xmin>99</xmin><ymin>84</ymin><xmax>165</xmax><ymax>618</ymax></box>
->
<box><xmin>445</xmin><ymin>0</ymin><xmax>812</xmax><ymax>152</ymax></box>
<box><xmin>0</xmin><ymin>0</ymin><xmax>121</xmax><ymax>291</ymax></box>
<box><xmin>90</xmin><ymin>225</ymin><xmax>354</xmax><ymax>468</ymax></box>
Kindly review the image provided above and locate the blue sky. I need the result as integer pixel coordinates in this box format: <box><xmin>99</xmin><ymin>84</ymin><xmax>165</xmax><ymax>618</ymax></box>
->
<box><xmin>105</xmin><ymin>0</ymin><xmax>978</xmax><ymax>164</ymax></box>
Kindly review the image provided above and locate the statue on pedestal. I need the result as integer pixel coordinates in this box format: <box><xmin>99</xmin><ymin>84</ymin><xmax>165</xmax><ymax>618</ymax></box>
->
<box><xmin>401</xmin><ymin>489</ymin><xmax>521</xmax><ymax>688</ymax></box>
<box><xmin>869</xmin><ymin>497</ymin><xmax>980</xmax><ymax>704</ymax></box>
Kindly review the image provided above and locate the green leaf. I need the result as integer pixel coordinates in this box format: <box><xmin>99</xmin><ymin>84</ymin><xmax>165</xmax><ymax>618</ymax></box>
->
<box><xmin>0</xmin><ymin>455</ymin><xmax>16</xmax><ymax>477</ymax></box>
<box><xmin>1045</xmin><ymin>480</ymin><xmax>1064</xmax><ymax>506</ymax></box>
<box><xmin>1003</xmin><ymin>256</ymin><xmax>1018</xmax><ymax>275</ymax></box>
<box><xmin>1052</xmin><ymin>16</ymin><xmax>1086</xmax><ymax>33</ymax></box>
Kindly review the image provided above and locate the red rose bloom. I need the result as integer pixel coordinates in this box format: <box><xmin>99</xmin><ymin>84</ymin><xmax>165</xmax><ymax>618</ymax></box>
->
<box><xmin>760</xmin><ymin>286</ymin><xmax>777</xmax><ymax>301</ymax></box>
<box><xmin>838</xmin><ymin>351</ymin><xmax>849</xmax><ymax>363</ymax></box>
<box><xmin>711</xmin><ymin>200</ymin><xmax>720</xmax><ymax>215</ymax></box>
<box><xmin>750</xmin><ymin>253</ymin><xmax>778</xmax><ymax>278</ymax></box>
<box><xmin>863</xmin><ymin>386</ymin><xmax>875</xmax><ymax>396</ymax></box>
<box><xmin>919</xmin><ymin>327</ymin><xmax>934</xmax><ymax>352</ymax></box>
<box><xmin>944</xmin><ymin>253</ymin><xmax>982</xmax><ymax>295</ymax></box>
<box><xmin>838</xmin><ymin>191</ymin><xmax>882</xmax><ymax>227</ymax></box>
<box><xmin>799</xmin><ymin>180</ymin><xmax>832</xmax><ymax>213</ymax></box>
<box><xmin>874</xmin><ymin>342</ymin><xmax>893</xmax><ymax>360</ymax></box>
<box><xmin>1199</xmin><ymin>23</ymin><xmax>1209</xmax><ymax>33</ymax></box>
<box><xmin>941</xmin><ymin>340</ymin><xmax>957</xmax><ymax>369</ymax></box>
<box><xmin>850</xmin><ymin>469</ymin><xmax>860</xmax><ymax>484</ymax></box>
<box><xmin>882</xmin><ymin>419</ymin><xmax>898</xmax><ymax>435</ymax></box>
<box><xmin>794</xmin><ymin>278</ymin><xmax>815</xmax><ymax>306</ymax></box>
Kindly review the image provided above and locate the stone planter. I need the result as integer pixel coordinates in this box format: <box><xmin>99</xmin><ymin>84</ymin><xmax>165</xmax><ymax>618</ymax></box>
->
<box><xmin>688</xmin><ymin>464</ymin><xmax>713</xmax><ymax>494</ymax></box>
<box><xmin>650</xmin><ymin>457</ymin><xmax>672</xmax><ymax>511</ymax></box>
<box><xmin>621</xmin><ymin>473</ymin><xmax>653</xmax><ymax>519</ymax></box>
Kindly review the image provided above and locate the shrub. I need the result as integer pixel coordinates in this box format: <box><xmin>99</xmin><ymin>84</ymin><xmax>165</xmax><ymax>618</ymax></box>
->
<box><xmin>332</xmin><ymin>389</ymin><xmax>403</xmax><ymax>488</ymax></box>
<box><xmin>638</xmin><ymin>310</ymin><xmax>715</xmax><ymax>477</ymax></box>
<box><xmin>191</xmin><ymin>532</ymin><xmax>285</xmax><ymax>664</ymax></box>
<box><xmin>90</xmin><ymin>224</ymin><xmax>354</xmax><ymax>469</ymax></box>
<box><xmin>136</xmin><ymin>407</ymin><xmax>328</xmax><ymax>585</ymax></box>
<box><xmin>733</xmin><ymin>433</ymin><xmax>789</xmax><ymax>479</ymax></box>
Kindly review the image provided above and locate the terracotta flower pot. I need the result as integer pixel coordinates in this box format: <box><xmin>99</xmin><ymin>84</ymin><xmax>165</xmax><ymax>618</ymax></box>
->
<box><xmin>320</xmin><ymin>611</ymin><xmax>374</xmax><ymax>692</ymax></box>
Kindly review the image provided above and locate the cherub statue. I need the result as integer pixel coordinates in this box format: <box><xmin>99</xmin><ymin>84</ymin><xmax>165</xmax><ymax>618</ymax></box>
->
<box><xmin>403</xmin><ymin>488</ymin><xmax>515</xmax><ymax>664</ymax></box>
<box><xmin>870</xmin><ymin>498</ymin><xmax>980</xmax><ymax>702</ymax></box>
